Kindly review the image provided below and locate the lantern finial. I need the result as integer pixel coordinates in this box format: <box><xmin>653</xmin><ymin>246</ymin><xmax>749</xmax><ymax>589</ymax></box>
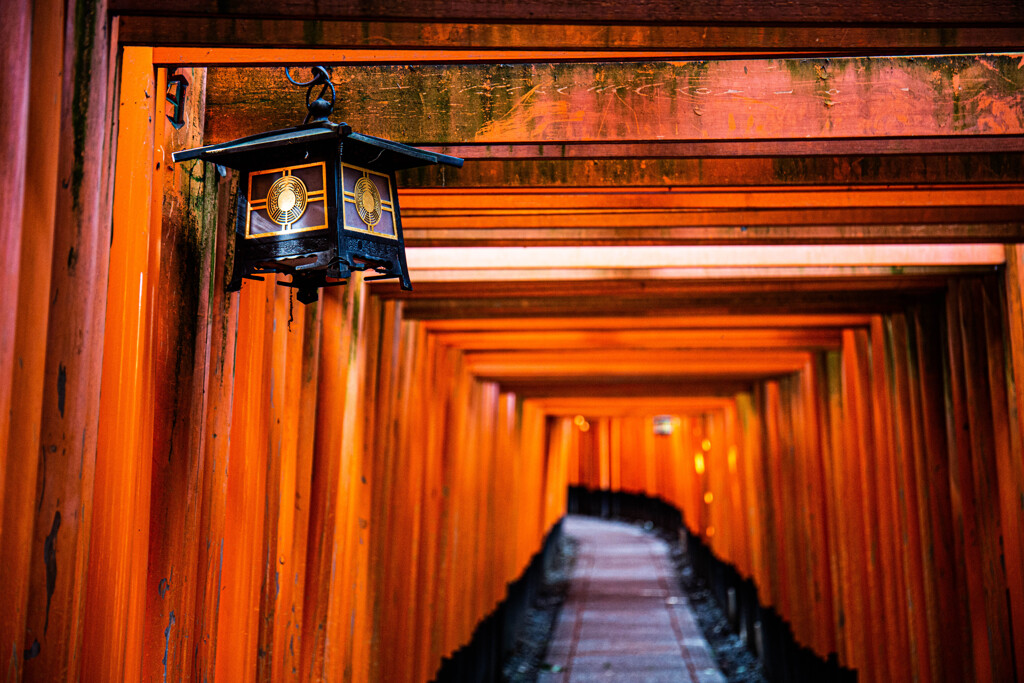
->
<box><xmin>285</xmin><ymin>66</ymin><xmax>336</xmax><ymax>124</ymax></box>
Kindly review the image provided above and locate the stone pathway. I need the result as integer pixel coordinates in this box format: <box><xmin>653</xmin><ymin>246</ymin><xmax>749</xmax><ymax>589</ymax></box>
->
<box><xmin>539</xmin><ymin>516</ymin><xmax>727</xmax><ymax>683</ymax></box>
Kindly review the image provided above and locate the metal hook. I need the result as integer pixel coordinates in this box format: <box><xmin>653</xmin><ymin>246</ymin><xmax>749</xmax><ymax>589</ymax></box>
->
<box><xmin>285</xmin><ymin>66</ymin><xmax>336</xmax><ymax>124</ymax></box>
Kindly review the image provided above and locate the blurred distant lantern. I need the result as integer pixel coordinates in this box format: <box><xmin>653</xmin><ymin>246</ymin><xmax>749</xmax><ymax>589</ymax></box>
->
<box><xmin>652</xmin><ymin>415</ymin><xmax>675</xmax><ymax>436</ymax></box>
<box><xmin>173</xmin><ymin>66</ymin><xmax>463</xmax><ymax>304</ymax></box>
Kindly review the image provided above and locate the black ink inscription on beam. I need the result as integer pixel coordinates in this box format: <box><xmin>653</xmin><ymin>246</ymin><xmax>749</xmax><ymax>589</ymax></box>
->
<box><xmin>44</xmin><ymin>510</ymin><xmax>61</xmax><ymax>634</ymax></box>
<box><xmin>57</xmin><ymin>364</ymin><xmax>66</xmax><ymax>419</ymax></box>
<box><xmin>162</xmin><ymin>610</ymin><xmax>176</xmax><ymax>678</ymax></box>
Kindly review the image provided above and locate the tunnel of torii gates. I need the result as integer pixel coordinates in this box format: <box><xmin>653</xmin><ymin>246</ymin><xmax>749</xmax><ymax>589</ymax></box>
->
<box><xmin>3</xmin><ymin>1</ymin><xmax>1024</xmax><ymax>682</ymax></box>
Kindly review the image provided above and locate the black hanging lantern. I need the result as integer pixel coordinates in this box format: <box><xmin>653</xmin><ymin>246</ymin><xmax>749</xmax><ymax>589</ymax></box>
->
<box><xmin>172</xmin><ymin>66</ymin><xmax>463</xmax><ymax>304</ymax></box>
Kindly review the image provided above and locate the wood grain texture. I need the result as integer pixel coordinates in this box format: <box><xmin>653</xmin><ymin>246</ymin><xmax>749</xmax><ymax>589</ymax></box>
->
<box><xmin>0</xmin><ymin>1</ymin><xmax>35</xmax><ymax>676</ymax></box>
<box><xmin>109</xmin><ymin>0</ymin><xmax>1024</xmax><ymax>26</ymax></box>
<box><xmin>81</xmin><ymin>46</ymin><xmax>156</xmax><ymax>683</ymax></box>
<box><xmin>9</xmin><ymin>0</ymin><xmax>65</xmax><ymax>629</ymax></box>
<box><xmin>191</xmin><ymin>169</ymin><xmax>241</xmax><ymax>681</ymax></box>
<box><xmin>1</xmin><ymin>0</ymin><xmax>65</xmax><ymax>676</ymax></box>
<box><xmin>204</xmin><ymin>56</ymin><xmax>1024</xmax><ymax>145</ymax></box>
<box><xmin>24</xmin><ymin>1</ymin><xmax>117</xmax><ymax>679</ymax></box>
<box><xmin>398</xmin><ymin>153</ymin><xmax>1024</xmax><ymax>188</ymax></box>
<box><xmin>140</xmin><ymin>66</ymin><xmax>219</xmax><ymax>682</ymax></box>
<box><xmin>396</xmin><ymin>183</ymin><xmax>1024</xmax><ymax>245</ymax></box>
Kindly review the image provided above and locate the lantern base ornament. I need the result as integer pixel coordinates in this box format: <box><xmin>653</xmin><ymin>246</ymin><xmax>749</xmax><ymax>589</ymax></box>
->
<box><xmin>172</xmin><ymin>67</ymin><xmax>463</xmax><ymax>304</ymax></box>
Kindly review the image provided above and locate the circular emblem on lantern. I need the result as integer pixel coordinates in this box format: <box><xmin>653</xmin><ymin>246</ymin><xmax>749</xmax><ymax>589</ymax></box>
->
<box><xmin>354</xmin><ymin>176</ymin><xmax>382</xmax><ymax>227</ymax></box>
<box><xmin>267</xmin><ymin>175</ymin><xmax>308</xmax><ymax>226</ymax></box>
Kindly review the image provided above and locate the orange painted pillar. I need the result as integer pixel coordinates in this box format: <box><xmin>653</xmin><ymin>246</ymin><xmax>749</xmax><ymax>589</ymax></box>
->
<box><xmin>1</xmin><ymin>0</ymin><xmax>65</xmax><ymax>674</ymax></box>
<box><xmin>0</xmin><ymin>0</ymin><xmax>34</xmax><ymax>671</ymax></box>
<box><xmin>1001</xmin><ymin>245</ymin><xmax>1024</xmax><ymax>682</ymax></box>
<box><xmin>191</xmin><ymin>170</ymin><xmax>241</xmax><ymax>681</ymax></box>
<box><xmin>215</xmin><ymin>282</ymin><xmax>272</xmax><ymax>683</ymax></box>
<box><xmin>839</xmin><ymin>330</ymin><xmax>873</xmax><ymax>676</ymax></box>
<box><xmin>911</xmin><ymin>303</ymin><xmax>970</xmax><ymax>682</ymax></box>
<box><xmin>80</xmin><ymin>46</ymin><xmax>157</xmax><ymax>683</ymax></box>
<box><xmin>885</xmin><ymin>314</ymin><xmax>932</xmax><ymax>683</ymax></box>
<box><xmin>945</xmin><ymin>281</ymin><xmax>1004</xmax><ymax>683</ymax></box>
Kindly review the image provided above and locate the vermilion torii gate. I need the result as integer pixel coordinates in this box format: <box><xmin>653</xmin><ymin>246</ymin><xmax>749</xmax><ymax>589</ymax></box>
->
<box><xmin>0</xmin><ymin>1</ymin><xmax>1022</xmax><ymax>682</ymax></box>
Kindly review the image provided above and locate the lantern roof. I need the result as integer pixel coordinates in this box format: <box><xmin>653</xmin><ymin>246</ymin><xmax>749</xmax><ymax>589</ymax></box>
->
<box><xmin>171</xmin><ymin>120</ymin><xmax>464</xmax><ymax>172</ymax></box>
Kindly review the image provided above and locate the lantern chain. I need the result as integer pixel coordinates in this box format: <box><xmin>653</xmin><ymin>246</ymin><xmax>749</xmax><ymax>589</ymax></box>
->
<box><xmin>285</xmin><ymin>66</ymin><xmax>336</xmax><ymax>124</ymax></box>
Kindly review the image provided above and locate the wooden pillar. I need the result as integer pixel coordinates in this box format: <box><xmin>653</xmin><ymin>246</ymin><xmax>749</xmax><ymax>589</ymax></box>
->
<box><xmin>960</xmin><ymin>277</ymin><xmax>1015</xmax><ymax>683</ymax></box>
<box><xmin>190</xmin><ymin>169</ymin><xmax>241</xmax><ymax>680</ymax></box>
<box><xmin>944</xmin><ymin>279</ymin><xmax>1001</xmax><ymax>683</ymax></box>
<box><xmin>869</xmin><ymin>316</ymin><xmax>909</xmax><ymax>683</ymax></box>
<box><xmin>839</xmin><ymin>328</ymin><xmax>875</xmax><ymax>677</ymax></box>
<box><xmin>79</xmin><ymin>45</ymin><xmax>156</xmax><ymax>682</ymax></box>
<box><xmin>911</xmin><ymin>301</ymin><xmax>971</xmax><ymax>682</ymax></box>
<box><xmin>412</xmin><ymin>334</ymin><xmax>447</xmax><ymax>682</ymax></box>
<box><xmin>775</xmin><ymin>377</ymin><xmax>806</xmax><ymax>642</ymax></box>
<box><xmin>138</xmin><ymin>66</ymin><xmax>216</xmax><ymax>683</ymax></box>
<box><xmin>300</xmin><ymin>284</ymin><xmax>355</xmax><ymax>680</ymax></box>
<box><xmin>1000</xmin><ymin>245</ymin><xmax>1024</xmax><ymax>682</ymax></box>
<box><xmin>819</xmin><ymin>350</ymin><xmax>850</xmax><ymax>665</ymax></box>
<box><xmin>885</xmin><ymin>314</ymin><xmax>933</xmax><ymax>683</ymax></box>
<box><xmin>737</xmin><ymin>391</ymin><xmax>768</xmax><ymax>604</ymax></box>
<box><xmin>5</xmin><ymin>0</ymin><xmax>116</xmax><ymax>679</ymax></box>
<box><xmin>762</xmin><ymin>381</ymin><xmax>789</xmax><ymax>620</ymax></box>
<box><xmin>800</xmin><ymin>359</ymin><xmax>836</xmax><ymax>658</ymax></box>
<box><xmin>0</xmin><ymin>0</ymin><xmax>64</xmax><ymax>675</ymax></box>
<box><xmin>0</xmin><ymin>0</ymin><xmax>33</xmax><ymax>667</ymax></box>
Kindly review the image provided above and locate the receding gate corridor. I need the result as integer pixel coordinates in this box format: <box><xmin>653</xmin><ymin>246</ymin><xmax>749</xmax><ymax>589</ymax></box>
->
<box><xmin>4</xmin><ymin>2</ymin><xmax>1024</xmax><ymax>683</ymax></box>
<box><xmin>542</xmin><ymin>517</ymin><xmax>725</xmax><ymax>683</ymax></box>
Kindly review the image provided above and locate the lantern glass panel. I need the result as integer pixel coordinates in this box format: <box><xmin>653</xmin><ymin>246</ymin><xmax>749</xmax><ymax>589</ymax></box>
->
<box><xmin>341</xmin><ymin>163</ymin><xmax>397</xmax><ymax>239</ymax></box>
<box><xmin>245</xmin><ymin>162</ymin><xmax>329</xmax><ymax>239</ymax></box>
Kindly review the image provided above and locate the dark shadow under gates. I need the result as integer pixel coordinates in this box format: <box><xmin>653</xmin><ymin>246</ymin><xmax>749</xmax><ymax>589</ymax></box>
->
<box><xmin>569</xmin><ymin>487</ymin><xmax>857</xmax><ymax>683</ymax></box>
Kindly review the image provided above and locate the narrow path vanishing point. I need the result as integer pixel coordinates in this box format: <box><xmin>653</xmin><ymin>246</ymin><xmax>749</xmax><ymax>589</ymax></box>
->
<box><xmin>539</xmin><ymin>516</ymin><xmax>727</xmax><ymax>683</ymax></box>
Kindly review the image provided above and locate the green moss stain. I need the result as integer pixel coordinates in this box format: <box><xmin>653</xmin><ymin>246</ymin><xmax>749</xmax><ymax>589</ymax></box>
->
<box><xmin>784</xmin><ymin>58</ymin><xmax>843</xmax><ymax>133</ymax></box>
<box><xmin>202</xmin><ymin>163</ymin><xmax>220</xmax><ymax>314</ymax></box>
<box><xmin>70</xmin><ymin>0</ymin><xmax>98</xmax><ymax>212</ymax></box>
<box><xmin>216</xmin><ymin>174</ymin><xmax>240</xmax><ymax>377</ymax></box>
<box><xmin>682</xmin><ymin>59</ymin><xmax>711</xmax><ymax>87</ymax></box>
<box><xmin>926</xmin><ymin>56</ymin><xmax>983</xmax><ymax>132</ymax></box>
<box><xmin>995</xmin><ymin>55</ymin><xmax>1024</xmax><ymax>92</ymax></box>
<box><xmin>301</xmin><ymin>20</ymin><xmax>324</xmax><ymax>47</ymax></box>
<box><xmin>160</xmin><ymin>158</ymin><xmax>219</xmax><ymax>427</ymax></box>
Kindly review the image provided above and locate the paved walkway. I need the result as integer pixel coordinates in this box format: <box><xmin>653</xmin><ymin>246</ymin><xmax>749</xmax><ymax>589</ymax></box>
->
<box><xmin>540</xmin><ymin>516</ymin><xmax>727</xmax><ymax>683</ymax></box>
